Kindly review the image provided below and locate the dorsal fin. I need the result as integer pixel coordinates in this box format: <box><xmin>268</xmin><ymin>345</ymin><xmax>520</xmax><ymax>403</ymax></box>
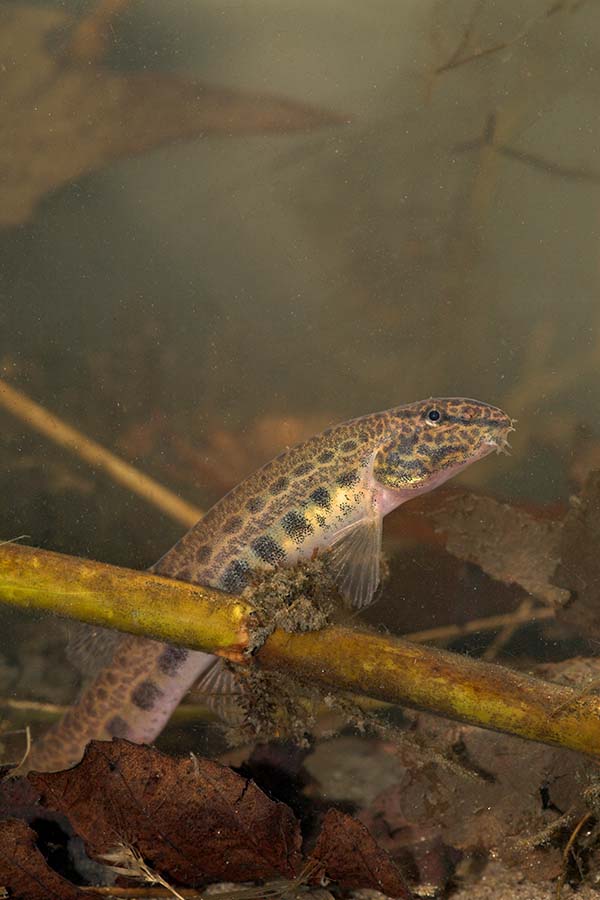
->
<box><xmin>327</xmin><ymin>514</ymin><xmax>383</xmax><ymax>610</ymax></box>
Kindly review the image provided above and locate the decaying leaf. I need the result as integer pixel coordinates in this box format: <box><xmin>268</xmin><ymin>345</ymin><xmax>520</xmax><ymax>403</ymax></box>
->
<box><xmin>1</xmin><ymin>4</ymin><xmax>346</xmax><ymax>227</ymax></box>
<box><xmin>360</xmin><ymin>657</ymin><xmax>600</xmax><ymax>884</ymax></box>
<box><xmin>29</xmin><ymin>739</ymin><xmax>303</xmax><ymax>886</ymax></box>
<box><xmin>553</xmin><ymin>471</ymin><xmax>600</xmax><ymax>638</ymax></box>
<box><xmin>0</xmin><ymin>818</ymin><xmax>86</xmax><ymax>900</ymax></box>
<box><xmin>310</xmin><ymin>808</ymin><xmax>412</xmax><ymax>899</ymax></box>
<box><xmin>431</xmin><ymin>493</ymin><xmax>568</xmax><ymax>607</ymax></box>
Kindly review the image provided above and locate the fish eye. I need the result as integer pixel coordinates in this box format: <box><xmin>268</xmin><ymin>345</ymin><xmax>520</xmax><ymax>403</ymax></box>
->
<box><xmin>427</xmin><ymin>409</ymin><xmax>441</xmax><ymax>423</ymax></box>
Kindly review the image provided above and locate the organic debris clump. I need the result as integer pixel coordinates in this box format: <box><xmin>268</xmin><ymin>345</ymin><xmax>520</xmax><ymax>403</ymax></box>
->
<box><xmin>242</xmin><ymin>556</ymin><xmax>339</xmax><ymax>654</ymax></box>
<box><xmin>226</xmin><ymin>556</ymin><xmax>344</xmax><ymax>746</ymax></box>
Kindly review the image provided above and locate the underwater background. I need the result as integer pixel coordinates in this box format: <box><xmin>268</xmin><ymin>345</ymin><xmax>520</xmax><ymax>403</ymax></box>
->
<box><xmin>2</xmin><ymin>3</ymin><xmax>600</xmax><ymax>895</ymax></box>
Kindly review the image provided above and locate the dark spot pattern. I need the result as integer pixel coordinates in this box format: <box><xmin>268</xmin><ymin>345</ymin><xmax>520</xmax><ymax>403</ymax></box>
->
<box><xmin>281</xmin><ymin>510</ymin><xmax>313</xmax><ymax>542</ymax></box>
<box><xmin>293</xmin><ymin>462</ymin><xmax>313</xmax><ymax>477</ymax></box>
<box><xmin>158</xmin><ymin>646</ymin><xmax>189</xmax><ymax>676</ymax></box>
<box><xmin>337</xmin><ymin>470</ymin><xmax>359</xmax><ymax>488</ymax></box>
<box><xmin>106</xmin><ymin>715</ymin><xmax>129</xmax><ymax>738</ymax></box>
<box><xmin>131</xmin><ymin>680</ymin><xmax>163</xmax><ymax>711</ymax></box>
<box><xmin>432</xmin><ymin>444</ymin><xmax>462</xmax><ymax>462</ymax></box>
<box><xmin>221</xmin><ymin>559</ymin><xmax>251</xmax><ymax>593</ymax></box>
<box><xmin>394</xmin><ymin>435</ymin><xmax>419</xmax><ymax>454</ymax></box>
<box><xmin>223</xmin><ymin>515</ymin><xmax>243</xmax><ymax>534</ymax></box>
<box><xmin>400</xmin><ymin>458</ymin><xmax>428</xmax><ymax>471</ymax></box>
<box><xmin>252</xmin><ymin>534</ymin><xmax>286</xmax><ymax>564</ymax></box>
<box><xmin>195</xmin><ymin>544</ymin><xmax>212</xmax><ymax>564</ymax></box>
<box><xmin>310</xmin><ymin>486</ymin><xmax>331</xmax><ymax>508</ymax></box>
<box><xmin>269</xmin><ymin>476</ymin><xmax>288</xmax><ymax>495</ymax></box>
<box><xmin>390</xmin><ymin>458</ymin><xmax>428</xmax><ymax>478</ymax></box>
<box><xmin>318</xmin><ymin>450</ymin><xmax>334</xmax><ymax>464</ymax></box>
<box><xmin>246</xmin><ymin>495</ymin><xmax>265</xmax><ymax>513</ymax></box>
<box><xmin>340</xmin><ymin>439</ymin><xmax>357</xmax><ymax>452</ymax></box>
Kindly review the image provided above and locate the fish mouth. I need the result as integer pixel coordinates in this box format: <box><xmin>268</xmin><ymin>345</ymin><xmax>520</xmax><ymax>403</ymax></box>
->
<box><xmin>483</xmin><ymin>418</ymin><xmax>517</xmax><ymax>456</ymax></box>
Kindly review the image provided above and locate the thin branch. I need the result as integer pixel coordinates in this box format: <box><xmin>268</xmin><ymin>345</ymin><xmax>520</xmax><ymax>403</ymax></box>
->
<box><xmin>497</xmin><ymin>144</ymin><xmax>600</xmax><ymax>183</ymax></box>
<box><xmin>455</xmin><ymin>116</ymin><xmax>600</xmax><ymax>187</ymax></box>
<box><xmin>80</xmin><ymin>888</ymin><xmax>203</xmax><ymax>898</ymax></box>
<box><xmin>482</xmin><ymin>597</ymin><xmax>536</xmax><ymax>660</ymax></box>
<box><xmin>0</xmin><ymin>698</ymin><xmax>216</xmax><ymax>725</ymax></box>
<box><xmin>0</xmin><ymin>378</ymin><xmax>202</xmax><ymax>528</ymax></box>
<box><xmin>405</xmin><ymin>604</ymin><xmax>554</xmax><ymax>644</ymax></box>
<box><xmin>0</xmin><ymin>542</ymin><xmax>250</xmax><ymax>661</ymax></box>
<box><xmin>435</xmin><ymin>2</ymin><xmax>573</xmax><ymax>75</ymax></box>
<box><xmin>1</xmin><ymin>542</ymin><xmax>600</xmax><ymax>759</ymax></box>
<box><xmin>556</xmin><ymin>811</ymin><xmax>594</xmax><ymax>900</ymax></box>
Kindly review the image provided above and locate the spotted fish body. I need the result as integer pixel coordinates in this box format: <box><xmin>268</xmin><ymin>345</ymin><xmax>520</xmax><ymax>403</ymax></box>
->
<box><xmin>29</xmin><ymin>398</ymin><xmax>513</xmax><ymax>772</ymax></box>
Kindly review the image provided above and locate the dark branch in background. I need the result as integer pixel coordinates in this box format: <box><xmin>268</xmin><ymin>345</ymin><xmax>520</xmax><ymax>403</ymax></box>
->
<box><xmin>435</xmin><ymin>0</ymin><xmax>581</xmax><ymax>76</ymax></box>
<box><xmin>454</xmin><ymin>113</ymin><xmax>600</xmax><ymax>185</ymax></box>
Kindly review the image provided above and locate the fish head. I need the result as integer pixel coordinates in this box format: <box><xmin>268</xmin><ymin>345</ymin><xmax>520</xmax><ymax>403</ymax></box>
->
<box><xmin>372</xmin><ymin>397</ymin><xmax>515</xmax><ymax>499</ymax></box>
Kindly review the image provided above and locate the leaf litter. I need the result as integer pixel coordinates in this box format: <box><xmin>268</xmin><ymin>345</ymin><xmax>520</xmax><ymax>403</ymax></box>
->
<box><xmin>0</xmin><ymin>739</ymin><xmax>413</xmax><ymax>899</ymax></box>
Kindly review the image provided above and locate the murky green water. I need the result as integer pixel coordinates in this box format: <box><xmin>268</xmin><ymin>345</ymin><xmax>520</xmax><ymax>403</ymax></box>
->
<box><xmin>2</xmin><ymin>3</ymin><xmax>600</xmax><ymax>895</ymax></box>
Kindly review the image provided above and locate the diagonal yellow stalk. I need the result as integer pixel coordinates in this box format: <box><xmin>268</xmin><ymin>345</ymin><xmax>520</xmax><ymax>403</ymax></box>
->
<box><xmin>1</xmin><ymin>542</ymin><xmax>599</xmax><ymax>758</ymax></box>
<box><xmin>0</xmin><ymin>378</ymin><xmax>202</xmax><ymax>527</ymax></box>
<box><xmin>0</xmin><ymin>543</ymin><xmax>251</xmax><ymax>662</ymax></box>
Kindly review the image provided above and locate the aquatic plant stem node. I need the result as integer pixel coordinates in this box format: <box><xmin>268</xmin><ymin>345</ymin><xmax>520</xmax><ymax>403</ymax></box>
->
<box><xmin>1</xmin><ymin>543</ymin><xmax>599</xmax><ymax>759</ymax></box>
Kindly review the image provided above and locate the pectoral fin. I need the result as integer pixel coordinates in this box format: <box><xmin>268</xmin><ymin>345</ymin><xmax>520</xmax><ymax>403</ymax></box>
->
<box><xmin>327</xmin><ymin>514</ymin><xmax>383</xmax><ymax>610</ymax></box>
<box><xmin>194</xmin><ymin>657</ymin><xmax>246</xmax><ymax>725</ymax></box>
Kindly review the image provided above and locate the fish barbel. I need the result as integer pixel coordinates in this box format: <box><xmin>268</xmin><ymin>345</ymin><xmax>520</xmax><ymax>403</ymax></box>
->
<box><xmin>28</xmin><ymin>397</ymin><xmax>514</xmax><ymax>772</ymax></box>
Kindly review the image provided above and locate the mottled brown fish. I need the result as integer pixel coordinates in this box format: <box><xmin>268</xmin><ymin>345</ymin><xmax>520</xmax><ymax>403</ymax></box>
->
<box><xmin>28</xmin><ymin>397</ymin><xmax>513</xmax><ymax>772</ymax></box>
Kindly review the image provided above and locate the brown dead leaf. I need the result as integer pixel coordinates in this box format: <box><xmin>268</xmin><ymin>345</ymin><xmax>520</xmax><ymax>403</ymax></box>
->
<box><xmin>361</xmin><ymin>659</ymin><xmax>597</xmax><ymax>884</ymax></box>
<box><xmin>1</xmin><ymin>5</ymin><xmax>346</xmax><ymax>227</ymax></box>
<box><xmin>553</xmin><ymin>470</ymin><xmax>600</xmax><ymax>637</ymax></box>
<box><xmin>0</xmin><ymin>819</ymin><xmax>86</xmax><ymax>899</ymax></box>
<box><xmin>431</xmin><ymin>493</ymin><xmax>568</xmax><ymax>607</ymax></box>
<box><xmin>29</xmin><ymin>739</ymin><xmax>303</xmax><ymax>886</ymax></box>
<box><xmin>310</xmin><ymin>808</ymin><xmax>413</xmax><ymax>899</ymax></box>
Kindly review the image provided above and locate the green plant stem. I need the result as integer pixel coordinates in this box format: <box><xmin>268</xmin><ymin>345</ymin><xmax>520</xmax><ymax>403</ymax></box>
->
<box><xmin>0</xmin><ymin>543</ymin><xmax>251</xmax><ymax>662</ymax></box>
<box><xmin>0</xmin><ymin>543</ymin><xmax>598</xmax><ymax>757</ymax></box>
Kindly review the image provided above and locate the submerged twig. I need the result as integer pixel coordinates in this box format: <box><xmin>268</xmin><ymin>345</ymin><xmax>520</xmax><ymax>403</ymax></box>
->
<box><xmin>0</xmin><ymin>378</ymin><xmax>202</xmax><ymax>527</ymax></box>
<box><xmin>0</xmin><ymin>697</ymin><xmax>216</xmax><ymax>726</ymax></box>
<box><xmin>101</xmin><ymin>842</ymin><xmax>186</xmax><ymax>900</ymax></box>
<box><xmin>456</xmin><ymin>118</ymin><xmax>600</xmax><ymax>185</ymax></box>
<box><xmin>1</xmin><ymin>543</ymin><xmax>600</xmax><ymax>758</ymax></box>
<box><xmin>0</xmin><ymin>542</ymin><xmax>250</xmax><ymax>661</ymax></box>
<box><xmin>405</xmin><ymin>604</ymin><xmax>554</xmax><ymax>644</ymax></box>
<box><xmin>482</xmin><ymin>597</ymin><xmax>536</xmax><ymax>660</ymax></box>
<box><xmin>556</xmin><ymin>811</ymin><xmax>594</xmax><ymax>900</ymax></box>
<box><xmin>435</xmin><ymin>1</ymin><xmax>576</xmax><ymax>75</ymax></box>
<box><xmin>80</xmin><ymin>888</ymin><xmax>202</xmax><ymax>897</ymax></box>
